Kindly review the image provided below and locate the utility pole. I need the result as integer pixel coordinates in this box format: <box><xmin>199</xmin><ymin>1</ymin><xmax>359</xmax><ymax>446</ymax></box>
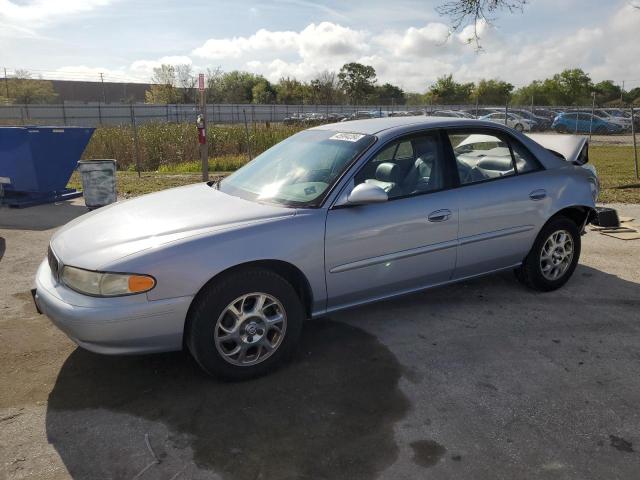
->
<box><xmin>197</xmin><ymin>73</ymin><xmax>208</xmax><ymax>182</ymax></box>
<box><xmin>632</xmin><ymin>105</ymin><xmax>639</xmax><ymax>179</ymax></box>
<box><xmin>99</xmin><ymin>72</ymin><xmax>106</xmax><ymax>104</ymax></box>
<box><xmin>3</xmin><ymin>68</ymin><xmax>9</xmax><ymax>99</ymax></box>
<box><xmin>621</xmin><ymin>80</ymin><xmax>625</xmax><ymax>103</ymax></box>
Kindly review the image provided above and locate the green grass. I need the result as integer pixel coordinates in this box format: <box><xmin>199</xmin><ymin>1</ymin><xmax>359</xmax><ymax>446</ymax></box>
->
<box><xmin>590</xmin><ymin>145</ymin><xmax>640</xmax><ymax>203</ymax></box>
<box><xmin>83</xmin><ymin>123</ymin><xmax>304</xmax><ymax>171</ymax></box>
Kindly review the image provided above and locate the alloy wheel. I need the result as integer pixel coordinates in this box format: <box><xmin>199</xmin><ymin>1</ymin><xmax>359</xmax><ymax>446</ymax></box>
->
<box><xmin>539</xmin><ymin>230</ymin><xmax>574</xmax><ymax>281</ymax></box>
<box><xmin>214</xmin><ymin>292</ymin><xmax>287</xmax><ymax>366</ymax></box>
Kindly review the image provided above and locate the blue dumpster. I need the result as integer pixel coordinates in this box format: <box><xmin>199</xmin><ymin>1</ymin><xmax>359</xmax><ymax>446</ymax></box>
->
<box><xmin>0</xmin><ymin>126</ymin><xmax>95</xmax><ymax>207</ymax></box>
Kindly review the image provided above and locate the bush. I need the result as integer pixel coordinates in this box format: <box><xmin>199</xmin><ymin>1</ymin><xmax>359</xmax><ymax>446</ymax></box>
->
<box><xmin>83</xmin><ymin>122</ymin><xmax>304</xmax><ymax>171</ymax></box>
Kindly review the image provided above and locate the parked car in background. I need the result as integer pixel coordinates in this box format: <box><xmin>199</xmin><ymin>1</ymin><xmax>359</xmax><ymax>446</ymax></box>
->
<box><xmin>510</xmin><ymin>109</ymin><xmax>552</xmax><ymax>131</ymax></box>
<box><xmin>552</xmin><ymin>112</ymin><xmax>624</xmax><ymax>134</ymax></box>
<box><xmin>463</xmin><ymin>108</ymin><xmax>497</xmax><ymax>118</ymax></box>
<box><xmin>389</xmin><ymin>110</ymin><xmax>425</xmax><ymax>117</ymax></box>
<box><xmin>592</xmin><ymin>110</ymin><xmax>633</xmax><ymax>131</ymax></box>
<box><xmin>35</xmin><ymin>117</ymin><xmax>598</xmax><ymax>379</ymax></box>
<box><xmin>343</xmin><ymin>110</ymin><xmax>391</xmax><ymax>121</ymax></box>
<box><xmin>533</xmin><ymin>108</ymin><xmax>558</xmax><ymax>122</ymax></box>
<box><xmin>479</xmin><ymin>112</ymin><xmax>536</xmax><ymax>132</ymax></box>
<box><xmin>431</xmin><ymin>110</ymin><xmax>475</xmax><ymax>119</ymax></box>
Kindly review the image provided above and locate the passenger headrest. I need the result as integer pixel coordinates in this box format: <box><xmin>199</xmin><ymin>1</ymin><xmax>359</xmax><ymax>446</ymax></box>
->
<box><xmin>476</xmin><ymin>157</ymin><xmax>513</xmax><ymax>171</ymax></box>
<box><xmin>375</xmin><ymin>162</ymin><xmax>400</xmax><ymax>182</ymax></box>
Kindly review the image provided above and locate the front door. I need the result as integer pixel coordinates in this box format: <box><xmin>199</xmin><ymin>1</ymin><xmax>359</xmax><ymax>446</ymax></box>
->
<box><xmin>324</xmin><ymin>131</ymin><xmax>459</xmax><ymax>311</ymax></box>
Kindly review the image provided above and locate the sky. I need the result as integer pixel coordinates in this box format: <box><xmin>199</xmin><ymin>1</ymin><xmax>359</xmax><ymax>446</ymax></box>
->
<box><xmin>1</xmin><ymin>0</ymin><xmax>640</xmax><ymax>92</ymax></box>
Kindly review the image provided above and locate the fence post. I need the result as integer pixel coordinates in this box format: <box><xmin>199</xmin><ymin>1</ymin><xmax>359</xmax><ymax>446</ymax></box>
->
<box><xmin>130</xmin><ymin>103</ymin><xmax>141</xmax><ymax>177</ymax></box>
<box><xmin>243</xmin><ymin>109</ymin><xmax>252</xmax><ymax>161</ymax></box>
<box><xmin>504</xmin><ymin>100</ymin><xmax>508</xmax><ymax>126</ymax></box>
<box><xmin>97</xmin><ymin>101</ymin><xmax>102</xmax><ymax>126</ymax></box>
<box><xmin>631</xmin><ymin>105</ymin><xmax>639</xmax><ymax>179</ymax></box>
<box><xmin>62</xmin><ymin>101</ymin><xmax>67</xmax><ymax>126</ymax></box>
<box><xmin>589</xmin><ymin>93</ymin><xmax>596</xmax><ymax>140</ymax></box>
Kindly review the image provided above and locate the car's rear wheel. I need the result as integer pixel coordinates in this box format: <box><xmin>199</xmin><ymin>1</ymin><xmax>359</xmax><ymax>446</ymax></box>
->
<box><xmin>186</xmin><ymin>268</ymin><xmax>304</xmax><ymax>380</ymax></box>
<box><xmin>515</xmin><ymin>216</ymin><xmax>581</xmax><ymax>291</ymax></box>
<box><xmin>515</xmin><ymin>123</ymin><xmax>524</xmax><ymax>132</ymax></box>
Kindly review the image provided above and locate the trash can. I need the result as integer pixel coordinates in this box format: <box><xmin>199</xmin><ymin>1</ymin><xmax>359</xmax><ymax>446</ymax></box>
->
<box><xmin>0</xmin><ymin>126</ymin><xmax>95</xmax><ymax>207</ymax></box>
<box><xmin>77</xmin><ymin>159</ymin><xmax>117</xmax><ymax>209</ymax></box>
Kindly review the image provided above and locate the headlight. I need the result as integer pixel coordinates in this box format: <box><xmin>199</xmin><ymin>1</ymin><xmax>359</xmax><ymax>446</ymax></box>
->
<box><xmin>60</xmin><ymin>266</ymin><xmax>156</xmax><ymax>297</ymax></box>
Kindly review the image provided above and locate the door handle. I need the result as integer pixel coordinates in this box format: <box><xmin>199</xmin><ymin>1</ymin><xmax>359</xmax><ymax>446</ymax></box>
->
<box><xmin>428</xmin><ymin>209</ymin><xmax>451</xmax><ymax>222</ymax></box>
<box><xmin>529</xmin><ymin>189</ymin><xmax>547</xmax><ymax>201</ymax></box>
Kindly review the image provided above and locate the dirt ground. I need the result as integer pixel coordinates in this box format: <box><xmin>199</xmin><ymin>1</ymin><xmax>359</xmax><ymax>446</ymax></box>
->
<box><xmin>1</xmin><ymin>200</ymin><xmax>639</xmax><ymax>480</ymax></box>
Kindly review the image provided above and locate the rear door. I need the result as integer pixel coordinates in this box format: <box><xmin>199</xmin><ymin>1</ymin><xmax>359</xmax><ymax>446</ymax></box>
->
<box><xmin>447</xmin><ymin>128</ymin><xmax>551</xmax><ymax>279</ymax></box>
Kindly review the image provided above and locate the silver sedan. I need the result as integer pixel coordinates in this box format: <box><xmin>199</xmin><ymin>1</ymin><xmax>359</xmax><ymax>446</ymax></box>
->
<box><xmin>34</xmin><ymin>117</ymin><xmax>599</xmax><ymax>379</ymax></box>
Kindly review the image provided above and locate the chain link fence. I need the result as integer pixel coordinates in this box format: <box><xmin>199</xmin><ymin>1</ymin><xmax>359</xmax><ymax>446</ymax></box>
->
<box><xmin>1</xmin><ymin>103</ymin><xmax>639</xmax><ymax>137</ymax></box>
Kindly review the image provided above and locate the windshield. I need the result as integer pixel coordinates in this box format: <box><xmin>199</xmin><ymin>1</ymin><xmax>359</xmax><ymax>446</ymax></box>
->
<box><xmin>218</xmin><ymin>130</ymin><xmax>375</xmax><ymax>207</ymax></box>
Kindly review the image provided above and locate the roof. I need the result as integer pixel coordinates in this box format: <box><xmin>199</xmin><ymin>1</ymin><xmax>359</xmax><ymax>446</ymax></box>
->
<box><xmin>311</xmin><ymin>116</ymin><xmax>483</xmax><ymax>135</ymax></box>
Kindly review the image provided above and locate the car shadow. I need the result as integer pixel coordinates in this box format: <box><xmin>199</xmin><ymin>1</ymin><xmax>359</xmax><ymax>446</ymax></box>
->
<box><xmin>0</xmin><ymin>199</ymin><xmax>88</xmax><ymax>231</ymax></box>
<box><xmin>45</xmin><ymin>263</ymin><xmax>640</xmax><ymax>479</ymax></box>
<box><xmin>46</xmin><ymin>320</ymin><xmax>410</xmax><ymax>480</ymax></box>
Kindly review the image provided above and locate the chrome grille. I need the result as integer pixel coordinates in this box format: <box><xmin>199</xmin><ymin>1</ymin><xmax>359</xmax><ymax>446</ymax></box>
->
<box><xmin>47</xmin><ymin>246</ymin><xmax>59</xmax><ymax>280</ymax></box>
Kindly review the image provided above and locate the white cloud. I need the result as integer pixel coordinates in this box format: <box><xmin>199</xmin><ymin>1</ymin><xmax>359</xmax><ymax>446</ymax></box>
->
<box><xmin>192</xmin><ymin>22</ymin><xmax>367</xmax><ymax>61</ymax></box>
<box><xmin>0</xmin><ymin>0</ymin><xmax>113</xmax><ymax>26</ymax></box>
<box><xmin>50</xmin><ymin>3</ymin><xmax>640</xmax><ymax>91</ymax></box>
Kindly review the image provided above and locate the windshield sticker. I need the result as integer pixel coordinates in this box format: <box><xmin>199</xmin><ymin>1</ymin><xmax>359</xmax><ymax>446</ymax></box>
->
<box><xmin>329</xmin><ymin>132</ymin><xmax>365</xmax><ymax>142</ymax></box>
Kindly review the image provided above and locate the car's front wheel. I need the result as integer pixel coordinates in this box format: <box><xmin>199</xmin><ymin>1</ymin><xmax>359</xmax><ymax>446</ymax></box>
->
<box><xmin>186</xmin><ymin>268</ymin><xmax>304</xmax><ymax>380</ymax></box>
<box><xmin>514</xmin><ymin>123</ymin><xmax>524</xmax><ymax>132</ymax></box>
<box><xmin>515</xmin><ymin>216</ymin><xmax>581</xmax><ymax>291</ymax></box>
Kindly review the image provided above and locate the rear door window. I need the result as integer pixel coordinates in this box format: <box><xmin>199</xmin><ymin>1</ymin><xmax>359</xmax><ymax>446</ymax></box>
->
<box><xmin>448</xmin><ymin>129</ymin><xmax>542</xmax><ymax>185</ymax></box>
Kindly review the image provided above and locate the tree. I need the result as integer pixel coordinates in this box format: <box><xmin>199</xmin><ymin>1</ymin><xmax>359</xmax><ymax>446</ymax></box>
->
<box><xmin>405</xmin><ymin>92</ymin><xmax>427</xmax><ymax>106</ymax></box>
<box><xmin>276</xmin><ymin>77</ymin><xmax>307</xmax><ymax>104</ymax></box>
<box><xmin>594</xmin><ymin>80</ymin><xmax>622</xmax><ymax>105</ymax></box>
<box><xmin>338</xmin><ymin>63</ymin><xmax>377</xmax><ymax>105</ymax></box>
<box><xmin>252</xmin><ymin>80</ymin><xmax>276</xmax><ymax>104</ymax></box>
<box><xmin>553</xmin><ymin>68</ymin><xmax>593</xmax><ymax>105</ymax></box>
<box><xmin>145</xmin><ymin>64</ymin><xmax>181</xmax><ymax>104</ymax></box>
<box><xmin>472</xmin><ymin>79</ymin><xmax>513</xmax><ymax>104</ymax></box>
<box><xmin>309</xmin><ymin>71</ymin><xmax>341</xmax><ymax>104</ymax></box>
<box><xmin>6</xmin><ymin>70</ymin><xmax>57</xmax><ymax>104</ymax></box>
<box><xmin>374</xmin><ymin>83</ymin><xmax>406</xmax><ymax>105</ymax></box>
<box><xmin>205</xmin><ymin>70</ymin><xmax>271</xmax><ymax>103</ymax></box>
<box><xmin>437</xmin><ymin>0</ymin><xmax>527</xmax><ymax>47</ymax></box>
<box><xmin>175</xmin><ymin>64</ymin><xmax>196</xmax><ymax>103</ymax></box>
<box><xmin>512</xmin><ymin>69</ymin><xmax>595</xmax><ymax>106</ymax></box>
<box><xmin>426</xmin><ymin>74</ymin><xmax>473</xmax><ymax>104</ymax></box>
<box><xmin>511</xmin><ymin>80</ymin><xmax>553</xmax><ymax>106</ymax></box>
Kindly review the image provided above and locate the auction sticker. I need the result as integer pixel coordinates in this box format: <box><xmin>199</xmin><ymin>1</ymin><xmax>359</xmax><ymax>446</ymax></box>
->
<box><xmin>329</xmin><ymin>132</ymin><xmax>365</xmax><ymax>142</ymax></box>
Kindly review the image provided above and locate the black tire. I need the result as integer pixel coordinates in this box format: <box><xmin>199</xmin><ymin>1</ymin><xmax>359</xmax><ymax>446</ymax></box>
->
<box><xmin>186</xmin><ymin>268</ymin><xmax>304</xmax><ymax>380</ymax></box>
<box><xmin>514</xmin><ymin>216</ymin><xmax>581</xmax><ymax>292</ymax></box>
<box><xmin>556</xmin><ymin>124</ymin><xmax>567</xmax><ymax>134</ymax></box>
<box><xmin>515</xmin><ymin>123</ymin><xmax>524</xmax><ymax>132</ymax></box>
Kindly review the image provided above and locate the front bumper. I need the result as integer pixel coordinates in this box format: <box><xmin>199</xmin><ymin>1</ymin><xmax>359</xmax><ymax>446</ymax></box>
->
<box><xmin>34</xmin><ymin>259</ymin><xmax>193</xmax><ymax>354</ymax></box>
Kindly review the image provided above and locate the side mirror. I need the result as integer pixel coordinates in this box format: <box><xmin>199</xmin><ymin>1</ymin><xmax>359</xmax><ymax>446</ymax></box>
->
<box><xmin>345</xmin><ymin>182</ymin><xmax>388</xmax><ymax>206</ymax></box>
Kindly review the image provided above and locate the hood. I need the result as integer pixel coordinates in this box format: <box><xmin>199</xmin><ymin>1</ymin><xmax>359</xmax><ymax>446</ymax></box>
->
<box><xmin>51</xmin><ymin>183</ymin><xmax>295</xmax><ymax>270</ymax></box>
<box><xmin>526</xmin><ymin>134</ymin><xmax>587</xmax><ymax>164</ymax></box>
